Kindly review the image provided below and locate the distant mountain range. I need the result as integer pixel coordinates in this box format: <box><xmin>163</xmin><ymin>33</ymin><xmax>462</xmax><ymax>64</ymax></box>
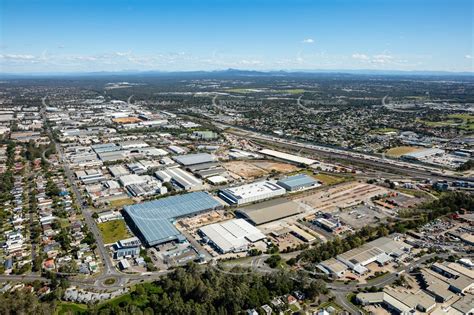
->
<box><xmin>1</xmin><ymin>68</ymin><xmax>473</xmax><ymax>79</ymax></box>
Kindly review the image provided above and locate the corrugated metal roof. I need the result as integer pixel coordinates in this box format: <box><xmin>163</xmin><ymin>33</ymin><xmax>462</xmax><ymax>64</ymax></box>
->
<box><xmin>173</xmin><ymin>153</ymin><xmax>215</xmax><ymax>166</ymax></box>
<box><xmin>277</xmin><ymin>174</ymin><xmax>317</xmax><ymax>189</ymax></box>
<box><xmin>124</xmin><ymin>192</ymin><xmax>221</xmax><ymax>246</ymax></box>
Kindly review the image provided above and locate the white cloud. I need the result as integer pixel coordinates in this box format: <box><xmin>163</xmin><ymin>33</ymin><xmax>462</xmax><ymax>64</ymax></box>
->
<box><xmin>70</xmin><ymin>56</ymin><xmax>97</xmax><ymax>61</ymax></box>
<box><xmin>371</xmin><ymin>54</ymin><xmax>393</xmax><ymax>64</ymax></box>
<box><xmin>301</xmin><ymin>38</ymin><xmax>315</xmax><ymax>44</ymax></box>
<box><xmin>465</xmin><ymin>54</ymin><xmax>472</xmax><ymax>59</ymax></box>
<box><xmin>0</xmin><ymin>54</ymin><xmax>36</xmax><ymax>60</ymax></box>
<box><xmin>238</xmin><ymin>59</ymin><xmax>262</xmax><ymax>66</ymax></box>
<box><xmin>352</xmin><ymin>53</ymin><xmax>369</xmax><ymax>60</ymax></box>
<box><xmin>114</xmin><ymin>51</ymin><xmax>131</xmax><ymax>57</ymax></box>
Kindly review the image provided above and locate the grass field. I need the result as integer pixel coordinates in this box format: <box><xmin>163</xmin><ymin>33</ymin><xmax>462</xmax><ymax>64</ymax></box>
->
<box><xmin>370</xmin><ymin>127</ymin><xmax>398</xmax><ymax>134</ymax></box>
<box><xmin>98</xmin><ymin>220</ymin><xmax>132</xmax><ymax>244</ymax></box>
<box><xmin>385</xmin><ymin>146</ymin><xmax>423</xmax><ymax>157</ymax></box>
<box><xmin>417</xmin><ymin>114</ymin><xmax>474</xmax><ymax>130</ymax></box>
<box><xmin>226</xmin><ymin>88</ymin><xmax>305</xmax><ymax>94</ymax></box>
<box><xmin>313</xmin><ymin>173</ymin><xmax>345</xmax><ymax>185</ymax></box>
<box><xmin>56</xmin><ymin>302</ymin><xmax>88</xmax><ymax>315</ymax></box>
<box><xmin>278</xmin><ymin>89</ymin><xmax>305</xmax><ymax>94</ymax></box>
<box><xmin>109</xmin><ymin>197</ymin><xmax>135</xmax><ymax>208</ymax></box>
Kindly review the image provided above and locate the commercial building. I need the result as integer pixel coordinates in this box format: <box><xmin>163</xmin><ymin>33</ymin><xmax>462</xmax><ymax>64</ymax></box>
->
<box><xmin>75</xmin><ymin>169</ymin><xmax>106</xmax><ymax>185</ymax></box>
<box><xmin>236</xmin><ymin>198</ymin><xmax>302</xmax><ymax>225</ymax></box>
<box><xmin>451</xmin><ymin>295</ymin><xmax>474</xmax><ymax>315</ymax></box>
<box><xmin>192</xmin><ymin>130</ymin><xmax>218</xmax><ymax>140</ymax></box>
<box><xmin>173</xmin><ymin>153</ymin><xmax>215</xmax><ymax>166</ymax></box>
<box><xmin>276</xmin><ymin>174</ymin><xmax>320</xmax><ymax>192</ymax></box>
<box><xmin>123</xmin><ymin>192</ymin><xmax>222</xmax><ymax>246</ymax></box>
<box><xmin>108</xmin><ymin>165</ymin><xmax>130</xmax><ymax>178</ymax></box>
<box><xmin>219</xmin><ymin>181</ymin><xmax>286</xmax><ymax>205</ymax></box>
<box><xmin>155</xmin><ymin>167</ymin><xmax>203</xmax><ymax>191</ymax></box>
<box><xmin>92</xmin><ymin>143</ymin><xmax>121</xmax><ymax>154</ymax></box>
<box><xmin>314</xmin><ymin>218</ymin><xmax>341</xmax><ymax>232</ymax></box>
<box><xmin>168</xmin><ymin>145</ymin><xmax>187</xmax><ymax>155</ymax></box>
<box><xmin>317</xmin><ymin>258</ymin><xmax>347</xmax><ymax>278</ymax></box>
<box><xmin>427</xmin><ymin>262</ymin><xmax>474</xmax><ymax>294</ymax></box>
<box><xmin>119</xmin><ymin>174</ymin><xmax>147</xmax><ymax>187</ymax></box>
<box><xmin>337</xmin><ymin>237</ymin><xmax>411</xmax><ymax>274</ymax></box>
<box><xmin>113</xmin><ymin>237</ymin><xmax>141</xmax><ymax>259</ymax></box>
<box><xmin>356</xmin><ymin>288</ymin><xmax>436</xmax><ymax>314</ymax></box>
<box><xmin>288</xmin><ymin>225</ymin><xmax>317</xmax><ymax>242</ymax></box>
<box><xmin>199</xmin><ymin>219</ymin><xmax>266</xmax><ymax>253</ymax></box>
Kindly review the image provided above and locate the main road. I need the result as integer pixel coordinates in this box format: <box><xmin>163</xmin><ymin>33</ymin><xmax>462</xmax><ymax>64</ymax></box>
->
<box><xmin>41</xmin><ymin>96</ymin><xmax>116</xmax><ymax>277</ymax></box>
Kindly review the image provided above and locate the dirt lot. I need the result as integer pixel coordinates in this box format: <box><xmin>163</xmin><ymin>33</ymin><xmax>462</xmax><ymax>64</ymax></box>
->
<box><xmin>338</xmin><ymin>205</ymin><xmax>388</xmax><ymax>229</ymax></box>
<box><xmin>223</xmin><ymin>160</ymin><xmax>299</xmax><ymax>179</ymax></box>
<box><xmin>295</xmin><ymin>182</ymin><xmax>390</xmax><ymax>213</ymax></box>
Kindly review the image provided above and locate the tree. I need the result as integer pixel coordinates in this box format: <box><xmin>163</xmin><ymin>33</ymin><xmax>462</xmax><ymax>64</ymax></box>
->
<box><xmin>265</xmin><ymin>255</ymin><xmax>282</xmax><ymax>268</ymax></box>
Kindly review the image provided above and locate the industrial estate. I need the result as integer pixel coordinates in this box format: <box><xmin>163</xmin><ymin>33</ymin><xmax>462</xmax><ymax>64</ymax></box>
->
<box><xmin>0</xmin><ymin>71</ymin><xmax>472</xmax><ymax>315</ymax></box>
<box><xmin>0</xmin><ymin>0</ymin><xmax>473</xmax><ymax>312</ymax></box>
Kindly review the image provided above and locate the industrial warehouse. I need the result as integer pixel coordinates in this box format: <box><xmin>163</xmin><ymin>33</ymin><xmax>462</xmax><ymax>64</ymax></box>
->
<box><xmin>236</xmin><ymin>198</ymin><xmax>303</xmax><ymax>225</ymax></box>
<box><xmin>259</xmin><ymin>149</ymin><xmax>317</xmax><ymax>165</ymax></box>
<box><xmin>318</xmin><ymin>237</ymin><xmax>412</xmax><ymax>276</ymax></box>
<box><xmin>276</xmin><ymin>174</ymin><xmax>320</xmax><ymax>191</ymax></box>
<box><xmin>198</xmin><ymin>219</ymin><xmax>266</xmax><ymax>253</ymax></box>
<box><xmin>155</xmin><ymin>167</ymin><xmax>204</xmax><ymax>191</ymax></box>
<box><xmin>123</xmin><ymin>192</ymin><xmax>223</xmax><ymax>246</ymax></box>
<box><xmin>219</xmin><ymin>181</ymin><xmax>286</xmax><ymax>205</ymax></box>
<box><xmin>338</xmin><ymin>237</ymin><xmax>410</xmax><ymax>274</ymax></box>
<box><xmin>173</xmin><ymin>152</ymin><xmax>215</xmax><ymax>166</ymax></box>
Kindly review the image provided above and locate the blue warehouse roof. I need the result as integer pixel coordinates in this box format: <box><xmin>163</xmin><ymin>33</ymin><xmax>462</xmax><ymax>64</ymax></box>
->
<box><xmin>124</xmin><ymin>191</ymin><xmax>222</xmax><ymax>246</ymax></box>
<box><xmin>277</xmin><ymin>174</ymin><xmax>317</xmax><ymax>188</ymax></box>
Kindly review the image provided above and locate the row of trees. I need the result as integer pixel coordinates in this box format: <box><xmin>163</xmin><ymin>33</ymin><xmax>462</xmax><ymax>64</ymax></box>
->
<box><xmin>90</xmin><ymin>263</ymin><xmax>327</xmax><ymax>315</ymax></box>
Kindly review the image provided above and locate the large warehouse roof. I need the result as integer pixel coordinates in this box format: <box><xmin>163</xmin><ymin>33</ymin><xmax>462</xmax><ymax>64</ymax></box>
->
<box><xmin>220</xmin><ymin>181</ymin><xmax>285</xmax><ymax>202</ymax></box>
<box><xmin>173</xmin><ymin>153</ymin><xmax>215</xmax><ymax>166</ymax></box>
<box><xmin>155</xmin><ymin>167</ymin><xmax>202</xmax><ymax>190</ymax></box>
<box><xmin>124</xmin><ymin>192</ymin><xmax>222</xmax><ymax>246</ymax></box>
<box><xmin>277</xmin><ymin>174</ymin><xmax>319</xmax><ymax>190</ymax></box>
<box><xmin>237</xmin><ymin>198</ymin><xmax>302</xmax><ymax>225</ymax></box>
<box><xmin>199</xmin><ymin>219</ymin><xmax>265</xmax><ymax>253</ymax></box>
<box><xmin>259</xmin><ymin>149</ymin><xmax>317</xmax><ymax>165</ymax></box>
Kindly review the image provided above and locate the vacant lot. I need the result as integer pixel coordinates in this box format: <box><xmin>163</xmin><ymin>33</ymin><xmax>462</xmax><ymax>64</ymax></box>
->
<box><xmin>109</xmin><ymin>197</ymin><xmax>135</xmax><ymax>208</ymax></box>
<box><xmin>98</xmin><ymin>220</ymin><xmax>132</xmax><ymax>244</ymax></box>
<box><xmin>385</xmin><ymin>146</ymin><xmax>422</xmax><ymax>157</ymax></box>
<box><xmin>223</xmin><ymin>160</ymin><xmax>299</xmax><ymax>179</ymax></box>
<box><xmin>251</xmin><ymin>160</ymin><xmax>299</xmax><ymax>173</ymax></box>
<box><xmin>313</xmin><ymin>173</ymin><xmax>345</xmax><ymax>185</ymax></box>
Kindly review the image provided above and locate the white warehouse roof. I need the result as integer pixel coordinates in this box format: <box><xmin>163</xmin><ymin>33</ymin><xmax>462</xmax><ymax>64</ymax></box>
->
<box><xmin>259</xmin><ymin>149</ymin><xmax>317</xmax><ymax>165</ymax></box>
<box><xmin>199</xmin><ymin>219</ymin><xmax>266</xmax><ymax>253</ymax></box>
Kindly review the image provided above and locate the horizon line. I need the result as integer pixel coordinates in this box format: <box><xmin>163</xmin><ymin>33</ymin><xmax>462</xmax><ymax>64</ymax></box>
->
<box><xmin>1</xmin><ymin>68</ymin><xmax>473</xmax><ymax>77</ymax></box>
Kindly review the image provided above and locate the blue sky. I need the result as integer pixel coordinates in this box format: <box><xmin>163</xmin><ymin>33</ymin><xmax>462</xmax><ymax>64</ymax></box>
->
<box><xmin>1</xmin><ymin>0</ymin><xmax>473</xmax><ymax>73</ymax></box>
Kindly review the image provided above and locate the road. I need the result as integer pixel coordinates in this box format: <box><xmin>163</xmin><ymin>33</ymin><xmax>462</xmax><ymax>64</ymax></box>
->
<box><xmin>41</xmin><ymin>96</ymin><xmax>116</xmax><ymax>277</ymax></box>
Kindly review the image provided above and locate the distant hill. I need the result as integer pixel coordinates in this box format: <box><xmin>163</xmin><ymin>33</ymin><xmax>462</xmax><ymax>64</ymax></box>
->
<box><xmin>1</xmin><ymin>68</ymin><xmax>473</xmax><ymax>80</ymax></box>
